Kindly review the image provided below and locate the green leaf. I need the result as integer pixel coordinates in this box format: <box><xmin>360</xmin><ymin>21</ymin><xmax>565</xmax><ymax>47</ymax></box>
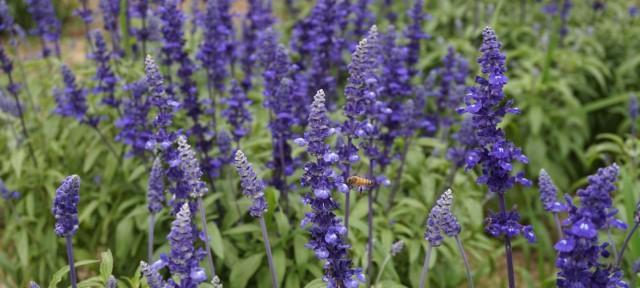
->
<box><xmin>100</xmin><ymin>250</ymin><xmax>114</xmax><ymax>280</ymax></box>
<box><xmin>10</xmin><ymin>149</ymin><xmax>25</xmax><ymax>178</ymax></box>
<box><xmin>83</xmin><ymin>147</ymin><xmax>101</xmax><ymax>173</ymax></box>
<box><xmin>127</xmin><ymin>165</ymin><xmax>147</xmax><ymax>182</ymax></box>
<box><xmin>16</xmin><ymin>229</ymin><xmax>29</xmax><ymax>270</ymax></box>
<box><xmin>115</xmin><ymin>217</ymin><xmax>134</xmax><ymax>260</ymax></box>
<box><xmin>208</xmin><ymin>222</ymin><xmax>225</xmax><ymax>260</ymax></box>
<box><xmin>229</xmin><ymin>253</ymin><xmax>264</xmax><ymax>288</ymax></box>
<box><xmin>48</xmin><ymin>259</ymin><xmax>100</xmax><ymax>288</ymax></box>
<box><xmin>224</xmin><ymin>224</ymin><xmax>261</xmax><ymax>235</ymax></box>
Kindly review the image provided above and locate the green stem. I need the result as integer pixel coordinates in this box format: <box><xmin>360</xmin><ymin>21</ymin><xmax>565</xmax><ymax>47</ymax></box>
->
<box><xmin>455</xmin><ymin>236</ymin><xmax>474</xmax><ymax>288</ymax></box>
<box><xmin>198</xmin><ymin>197</ymin><xmax>216</xmax><ymax>278</ymax></box>
<box><xmin>259</xmin><ymin>217</ymin><xmax>278</xmax><ymax>288</ymax></box>
<box><xmin>374</xmin><ymin>254</ymin><xmax>391</xmax><ymax>285</ymax></box>
<box><xmin>419</xmin><ymin>245</ymin><xmax>433</xmax><ymax>288</ymax></box>
<box><xmin>617</xmin><ymin>222</ymin><xmax>639</xmax><ymax>268</ymax></box>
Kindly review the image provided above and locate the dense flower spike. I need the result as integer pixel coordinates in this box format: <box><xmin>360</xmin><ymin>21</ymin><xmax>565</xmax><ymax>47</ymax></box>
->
<box><xmin>344</xmin><ymin>26</ymin><xmax>380</xmax><ymax>121</ymax></box>
<box><xmin>91</xmin><ymin>31</ymin><xmax>119</xmax><ymax>108</ymax></box>
<box><xmin>116</xmin><ymin>79</ymin><xmax>152</xmax><ymax>157</ymax></box>
<box><xmin>197</xmin><ymin>0</ymin><xmax>233</xmax><ymax>93</ymax></box>
<box><xmin>429</xmin><ymin>46</ymin><xmax>469</xmax><ymax>128</ymax></box>
<box><xmin>26</xmin><ymin>0</ymin><xmax>61</xmax><ymax>57</ymax></box>
<box><xmin>29</xmin><ymin>282</ymin><xmax>40</xmax><ymax>288</ymax></box>
<box><xmin>52</xmin><ymin>175</ymin><xmax>81</xmax><ymax>237</ymax></box>
<box><xmin>538</xmin><ymin>169</ymin><xmax>566</xmax><ymax>213</ymax></box>
<box><xmin>55</xmin><ymin>65</ymin><xmax>98</xmax><ymax>126</ymax></box>
<box><xmin>458</xmin><ymin>27</ymin><xmax>530</xmax><ymax>195</ymax></box>
<box><xmin>0</xmin><ymin>178</ymin><xmax>20</xmax><ymax>200</ymax></box>
<box><xmin>290</xmin><ymin>0</ymin><xmax>348</xmax><ymax>100</ymax></box>
<box><xmin>223</xmin><ymin>80</ymin><xmax>253</xmax><ymax>144</ymax></box>
<box><xmin>165</xmin><ymin>203</ymin><xmax>207</xmax><ymax>286</ymax></box>
<box><xmin>240</xmin><ymin>0</ymin><xmax>274</xmax><ymax>90</ymax></box>
<box><xmin>147</xmin><ymin>157</ymin><xmax>165</xmax><ymax>214</ymax></box>
<box><xmin>233</xmin><ymin>150</ymin><xmax>268</xmax><ymax>218</ymax></box>
<box><xmin>99</xmin><ymin>0</ymin><xmax>122</xmax><ymax>56</ymax></box>
<box><xmin>425</xmin><ymin>189</ymin><xmax>461</xmax><ymax>246</ymax></box>
<box><xmin>405</xmin><ymin>0</ymin><xmax>429</xmax><ymax>78</ymax></box>
<box><xmin>176</xmin><ymin>135</ymin><xmax>208</xmax><ymax>198</ymax></box>
<box><xmin>144</xmin><ymin>55</ymin><xmax>178</xmax><ymax>150</ymax></box>
<box><xmin>0</xmin><ymin>0</ymin><xmax>14</xmax><ymax>33</ymax></box>
<box><xmin>555</xmin><ymin>164</ymin><xmax>627</xmax><ymax>288</ymax></box>
<box><xmin>299</xmin><ymin>90</ymin><xmax>363</xmax><ymax>288</ymax></box>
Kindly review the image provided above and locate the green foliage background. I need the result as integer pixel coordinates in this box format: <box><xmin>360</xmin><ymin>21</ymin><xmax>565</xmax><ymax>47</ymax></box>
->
<box><xmin>1</xmin><ymin>0</ymin><xmax>640</xmax><ymax>287</ymax></box>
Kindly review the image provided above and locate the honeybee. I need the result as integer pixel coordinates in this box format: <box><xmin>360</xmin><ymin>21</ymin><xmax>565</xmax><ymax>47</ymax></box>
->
<box><xmin>346</xmin><ymin>176</ymin><xmax>375</xmax><ymax>191</ymax></box>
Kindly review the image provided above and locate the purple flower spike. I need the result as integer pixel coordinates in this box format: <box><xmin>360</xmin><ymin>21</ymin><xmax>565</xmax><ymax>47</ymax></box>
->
<box><xmin>176</xmin><ymin>135</ymin><xmax>208</xmax><ymax>198</ymax></box>
<box><xmin>29</xmin><ymin>282</ymin><xmax>40</xmax><ymax>288</ymax></box>
<box><xmin>99</xmin><ymin>0</ymin><xmax>122</xmax><ymax>56</ymax></box>
<box><xmin>91</xmin><ymin>31</ymin><xmax>119</xmax><ymax>108</ymax></box>
<box><xmin>425</xmin><ymin>189</ymin><xmax>461</xmax><ymax>246</ymax></box>
<box><xmin>555</xmin><ymin>163</ymin><xmax>627</xmax><ymax>288</ymax></box>
<box><xmin>404</xmin><ymin>0</ymin><xmax>429</xmax><ymax>78</ymax></box>
<box><xmin>197</xmin><ymin>0</ymin><xmax>233</xmax><ymax>93</ymax></box>
<box><xmin>144</xmin><ymin>55</ymin><xmax>178</xmax><ymax>150</ymax></box>
<box><xmin>26</xmin><ymin>0</ymin><xmax>61</xmax><ymax>57</ymax></box>
<box><xmin>147</xmin><ymin>157</ymin><xmax>165</xmax><ymax>214</ymax></box>
<box><xmin>52</xmin><ymin>175</ymin><xmax>81</xmax><ymax>237</ymax></box>
<box><xmin>116</xmin><ymin>79</ymin><xmax>152</xmax><ymax>157</ymax></box>
<box><xmin>165</xmin><ymin>203</ymin><xmax>206</xmax><ymax>285</ymax></box>
<box><xmin>233</xmin><ymin>150</ymin><xmax>268</xmax><ymax>218</ymax></box>
<box><xmin>538</xmin><ymin>169</ymin><xmax>567</xmax><ymax>213</ymax></box>
<box><xmin>54</xmin><ymin>65</ymin><xmax>97</xmax><ymax>126</ymax></box>
<box><xmin>223</xmin><ymin>80</ymin><xmax>253</xmax><ymax>143</ymax></box>
<box><xmin>458</xmin><ymin>27</ymin><xmax>530</xmax><ymax>195</ymax></box>
<box><xmin>300</xmin><ymin>90</ymin><xmax>363</xmax><ymax>287</ymax></box>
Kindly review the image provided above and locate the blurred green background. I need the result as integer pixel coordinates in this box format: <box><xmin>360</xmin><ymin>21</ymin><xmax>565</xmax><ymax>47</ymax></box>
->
<box><xmin>1</xmin><ymin>0</ymin><xmax>640</xmax><ymax>287</ymax></box>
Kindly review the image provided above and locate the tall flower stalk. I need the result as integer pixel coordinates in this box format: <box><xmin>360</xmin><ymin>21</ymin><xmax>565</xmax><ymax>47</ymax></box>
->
<box><xmin>197</xmin><ymin>0</ymin><xmax>234</xmax><ymax>135</ymax></box>
<box><xmin>419</xmin><ymin>189</ymin><xmax>473</xmax><ymax>288</ymax></box>
<box><xmin>91</xmin><ymin>31</ymin><xmax>119</xmax><ymax>110</ymax></box>
<box><xmin>554</xmin><ymin>164</ymin><xmax>627</xmax><ymax>287</ymax></box>
<box><xmin>26</xmin><ymin>0</ymin><xmax>61</xmax><ymax>58</ymax></box>
<box><xmin>100</xmin><ymin>0</ymin><xmax>122</xmax><ymax>57</ymax></box>
<box><xmin>340</xmin><ymin>26</ymin><xmax>380</xmax><ymax>243</ymax></box>
<box><xmin>233</xmin><ymin>150</ymin><xmax>278</xmax><ymax>288</ymax></box>
<box><xmin>296</xmin><ymin>89</ymin><xmax>364</xmax><ymax>288</ymax></box>
<box><xmin>52</xmin><ymin>175</ymin><xmax>81</xmax><ymax>288</ymax></box>
<box><xmin>457</xmin><ymin>27</ymin><xmax>534</xmax><ymax>288</ymax></box>
<box><xmin>0</xmin><ymin>45</ymin><xmax>38</xmax><ymax>167</ymax></box>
